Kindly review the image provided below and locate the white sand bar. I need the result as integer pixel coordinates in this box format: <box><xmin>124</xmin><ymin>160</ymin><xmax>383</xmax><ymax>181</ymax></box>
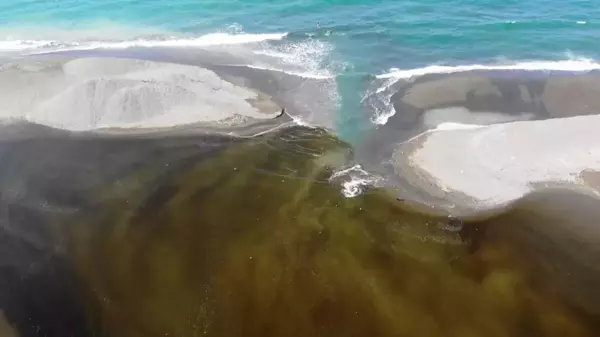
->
<box><xmin>406</xmin><ymin>115</ymin><xmax>600</xmax><ymax>205</ymax></box>
<box><xmin>0</xmin><ymin>57</ymin><xmax>282</xmax><ymax>131</ymax></box>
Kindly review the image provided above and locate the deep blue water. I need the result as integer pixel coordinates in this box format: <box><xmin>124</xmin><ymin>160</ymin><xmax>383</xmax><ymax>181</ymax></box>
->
<box><xmin>1</xmin><ymin>0</ymin><xmax>600</xmax><ymax>140</ymax></box>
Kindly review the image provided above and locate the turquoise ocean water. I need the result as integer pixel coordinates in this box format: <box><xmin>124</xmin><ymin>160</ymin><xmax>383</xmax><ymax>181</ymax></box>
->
<box><xmin>1</xmin><ymin>0</ymin><xmax>600</xmax><ymax>140</ymax></box>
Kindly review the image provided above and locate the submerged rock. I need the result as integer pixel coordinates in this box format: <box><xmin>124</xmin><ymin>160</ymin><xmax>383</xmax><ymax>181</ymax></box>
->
<box><xmin>0</xmin><ymin>125</ymin><xmax>598</xmax><ymax>337</ymax></box>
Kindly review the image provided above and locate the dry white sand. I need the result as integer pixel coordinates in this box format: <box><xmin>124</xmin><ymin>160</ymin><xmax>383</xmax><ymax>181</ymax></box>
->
<box><xmin>405</xmin><ymin>114</ymin><xmax>600</xmax><ymax>206</ymax></box>
<box><xmin>0</xmin><ymin>57</ymin><xmax>282</xmax><ymax>131</ymax></box>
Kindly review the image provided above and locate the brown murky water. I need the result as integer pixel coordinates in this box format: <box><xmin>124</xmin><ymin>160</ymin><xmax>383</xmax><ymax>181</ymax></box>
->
<box><xmin>1</xmin><ymin>126</ymin><xmax>599</xmax><ymax>336</ymax></box>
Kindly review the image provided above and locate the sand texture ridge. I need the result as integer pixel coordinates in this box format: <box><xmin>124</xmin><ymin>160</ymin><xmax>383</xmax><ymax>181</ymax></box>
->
<box><xmin>0</xmin><ymin>57</ymin><xmax>284</xmax><ymax>133</ymax></box>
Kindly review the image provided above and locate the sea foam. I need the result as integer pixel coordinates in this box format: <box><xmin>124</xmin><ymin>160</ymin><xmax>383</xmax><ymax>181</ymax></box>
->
<box><xmin>376</xmin><ymin>59</ymin><xmax>600</xmax><ymax>79</ymax></box>
<box><xmin>0</xmin><ymin>32</ymin><xmax>288</xmax><ymax>53</ymax></box>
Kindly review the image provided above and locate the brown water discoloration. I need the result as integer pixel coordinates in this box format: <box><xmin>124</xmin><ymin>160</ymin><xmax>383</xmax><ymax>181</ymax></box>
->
<box><xmin>55</xmin><ymin>128</ymin><xmax>599</xmax><ymax>337</ymax></box>
<box><xmin>0</xmin><ymin>126</ymin><xmax>598</xmax><ymax>337</ymax></box>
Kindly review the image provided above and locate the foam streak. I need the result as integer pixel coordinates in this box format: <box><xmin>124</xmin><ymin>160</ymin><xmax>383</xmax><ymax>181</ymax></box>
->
<box><xmin>377</xmin><ymin>59</ymin><xmax>600</xmax><ymax>79</ymax></box>
<box><xmin>0</xmin><ymin>32</ymin><xmax>288</xmax><ymax>53</ymax></box>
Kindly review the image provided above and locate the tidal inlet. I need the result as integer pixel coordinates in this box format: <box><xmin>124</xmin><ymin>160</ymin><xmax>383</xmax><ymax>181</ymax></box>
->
<box><xmin>1</xmin><ymin>37</ymin><xmax>600</xmax><ymax>337</ymax></box>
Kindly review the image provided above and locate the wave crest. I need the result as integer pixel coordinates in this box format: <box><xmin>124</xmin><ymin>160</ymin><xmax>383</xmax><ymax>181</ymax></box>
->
<box><xmin>377</xmin><ymin>58</ymin><xmax>600</xmax><ymax>79</ymax></box>
<box><xmin>0</xmin><ymin>32</ymin><xmax>288</xmax><ymax>54</ymax></box>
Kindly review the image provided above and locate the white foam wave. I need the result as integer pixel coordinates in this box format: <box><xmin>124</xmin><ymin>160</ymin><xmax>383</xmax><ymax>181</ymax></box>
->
<box><xmin>330</xmin><ymin>165</ymin><xmax>382</xmax><ymax>198</ymax></box>
<box><xmin>242</xmin><ymin>37</ymin><xmax>340</xmax><ymax>127</ymax></box>
<box><xmin>0</xmin><ymin>32</ymin><xmax>288</xmax><ymax>53</ymax></box>
<box><xmin>376</xmin><ymin>59</ymin><xmax>600</xmax><ymax>79</ymax></box>
<box><xmin>289</xmin><ymin>114</ymin><xmax>316</xmax><ymax>128</ymax></box>
<box><xmin>366</xmin><ymin>76</ymin><xmax>400</xmax><ymax>125</ymax></box>
<box><xmin>252</xmin><ymin>38</ymin><xmax>335</xmax><ymax>78</ymax></box>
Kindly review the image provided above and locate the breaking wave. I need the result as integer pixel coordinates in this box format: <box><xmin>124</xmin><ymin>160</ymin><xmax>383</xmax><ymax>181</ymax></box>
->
<box><xmin>0</xmin><ymin>33</ymin><xmax>289</xmax><ymax>55</ymax></box>
<box><xmin>0</xmin><ymin>23</ymin><xmax>288</xmax><ymax>53</ymax></box>
<box><xmin>376</xmin><ymin>58</ymin><xmax>600</xmax><ymax>80</ymax></box>
<box><xmin>330</xmin><ymin>164</ymin><xmax>383</xmax><ymax>198</ymax></box>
